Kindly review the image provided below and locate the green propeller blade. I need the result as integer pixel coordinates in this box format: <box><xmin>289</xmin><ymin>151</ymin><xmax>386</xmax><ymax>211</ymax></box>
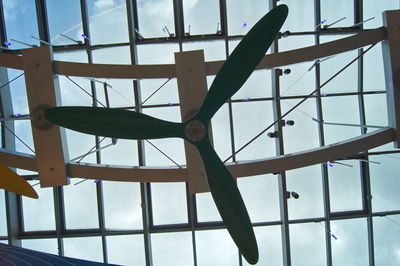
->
<box><xmin>194</xmin><ymin>138</ymin><xmax>258</xmax><ymax>264</ymax></box>
<box><xmin>195</xmin><ymin>4</ymin><xmax>288</xmax><ymax>123</ymax></box>
<box><xmin>44</xmin><ymin>107</ymin><xmax>185</xmax><ymax>140</ymax></box>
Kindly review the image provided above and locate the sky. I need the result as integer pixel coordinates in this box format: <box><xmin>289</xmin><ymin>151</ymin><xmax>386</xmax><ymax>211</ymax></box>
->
<box><xmin>1</xmin><ymin>0</ymin><xmax>400</xmax><ymax>265</ymax></box>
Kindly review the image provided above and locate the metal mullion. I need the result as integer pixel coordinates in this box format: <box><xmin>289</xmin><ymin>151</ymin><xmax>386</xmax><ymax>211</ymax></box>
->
<box><xmin>269</xmin><ymin>1</ymin><xmax>291</xmax><ymax>262</ymax></box>
<box><xmin>127</xmin><ymin>2</ymin><xmax>153</xmax><ymax>265</ymax></box>
<box><xmin>34</xmin><ymin>0</ymin><xmax>50</xmax><ymax>44</ymax></box>
<box><xmin>172</xmin><ymin>0</ymin><xmax>184</xmax><ymax>51</ymax></box>
<box><xmin>314</xmin><ymin>0</ymin><xmax>333</xmax><ymax>265</ymax></box>
<box><xmin>53</xmin><ymin>187</ymin><xmax>65</xmax><ymax>256</ymax></box>
<box><xmin>0</xmin><ymin>0</ymin><xmax>7</xmax><ymax>44</ymax></box>
<box><xmin>80</xmin><ymin>0</ymin><xmax>91</xmax><ymax>47</ymax></box>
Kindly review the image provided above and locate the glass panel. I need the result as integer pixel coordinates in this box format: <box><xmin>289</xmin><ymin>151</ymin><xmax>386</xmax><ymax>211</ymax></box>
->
<box><xmin>281</xmin><ymin>98</ymin><xmax>319</xmax><ymax>154</ymax></box>
<box><xmin>92</xmin><ymin>46</ymin><xmax>131</xmax><ymax>64</ymax></box>
<box><xmin>373</xmin><ymin>215</ymin><xmax>400</xmax><ymax>266</ymax></box>
<box><xmin>328</xmin><ymin>160</ymin><xmax>363</xmax><ymax>212</ymax></box>
<box><xmin>136</xmin><ymin>0</ymin><xmax>175</xmax><ymax>38</ymax></box>
<box><xmin>232</xmin><ymin>101</ymin><xmax>276</xmax><ymax>160</ymax></box>
<box><xmin>54</xmin><ymin>50</ymin><xmax>88</xmax><ymax>63</ymax></box>
<box><xmin>107</xmin><ymin>235</ymin><xmax>145</xmax><ymax>265</ymax></box>
<box><xmin>290</xmin><ymin>223</ymin><xmax>326</xmax><ymax>266</ymax></box>
<box><xmin>243</xmin><ymin>226</ymin><xmax>283</xmax><ymax>266</ymax></box>
<box><xmin>0</xmin><ymin>190</ymin><xmax>7</xmax><ymax>236</ymax></box>
<box><xmin>22</xmin><ymin>183</ymin><xmax>55</xmax><ymax>231</ymax></box>
<box><xmin>103</xmin><ymin>181</ymin><xmax>142</xmax><ymax>230</ymax></box>
<box><xmin>286</xmin><ymin>165</ymin><xmax>324</xmax><ymax>220</ymax></box>
<box><xmin>363</xmin><ymin>0</ymin><xmax>399</xmax><ymax>29</ymax></box>
<box><xmin>88</xmin><ymin>78</ymin><xmax>135</xmax><ymax>108</ymax></box>
<box><xmin>63</xmin><ymin>236</ymin><xmax>103</xmax><ymax>263</ymax></box>
<box><xmin>3</xmin><ymin>0</ymin><xmax>39</xmax><ymax>49</ymax></box>
<box><xmin>101</xmin><ymin>139</ymin><xmax>139</xmax><ymax>166</ymax></box>
<box><xmin>182</xmin><ymin>0</ymin><xmax>220</xmax><ymax>36</ymax></box>
<box><xmin>140</xmin><ymin>78</ymin><xmax>179</xmax><ymax>106</ymax></box>
<box><xmin>279</xmin><ymin>62</ymin><xmax>316</xmax><ymax>97</ymax></box>
<box><xmin>279</xmin><ymin>0</ymin><xmax>314</xmax><ymax>31</ymax></box>
<box><xmin>370</xmin><ymin>154</ymin><xmax>400</xmax><ymax>212</ymax></box>
<box><xmin>321</xmin><ymin>0</ymin><xmax>354</xmax><ymax>28</ymax></box>
<box><xmin>142</xmin><ymin>107</ymin><xmax>185</xmax><ymax>166</ymax></box>
<box><xmin>319</xmin><ymin>47</ymin><xmax>358</xmax><ymax>94</ymax></box>
<box><xmin>22</xmin><ymin>239</ymin><xmax>58</xmax><ymax>255</ymax></box>
<box><xmin>86</xmin><ymin>0</ymin><xmax>129</xmax><ymax>44</ymax></box>
<box><xmin>137</xmin><ymin>43</ymin><xmax>179</xmax><ymax>64</ymax></box>
<box><xmin>63</xmin><ymin>178</ymin><xmax>99</xmax><ymax>229</ymax></box>
<box><xmin>196</xmin><ymin>192</ymin><xmax>221</xmax><ymax>222</ymax></box>
<box><xmin>196</xmin><ymin>229</ymin><xmax>239</xmax><ymax>266</ymax></box>
<box><xmin>238</xmin><ymin>174</ymin><xmax>280</xmax><ymax>223</ymax></box>
<box><xmin>231</xmin><ymin>69</ymin><xmax>272</xmax><ymax>100</ymax></box>
<box><xmin>363</xmin><ymin>44</ymin><xmax>386</xmax><ymax>92</ymax></box>
<box><xmin>183</xmin><ymin>40</ymin><xmax>225</xmax><ymax>61</ymax></box>
<box><xmin>151</xmin><ymin>183</ymin><xmax>188</xmax><ymax>225</ymax></box>
<box><xmin>46</xmin><ymin>0</ymin><xmax>83</xmax><ymax>46</ymax></box>
<box><xmin>211</xmin><ymin>104</ymin><xmax>232</xmax><ymax>161</ymax></box>
<box><xmin>322</xmin><ymin>95</ymin><xmax>361</xmax><ymax>145</ymax></box>
<box><xmin>152</xmin><ymin>232</ymin><xmax>194</xmax><ymax>266</ymax></box>
<box><xmin>0</xmin><ymin>240</ymin><xmax>8</xmax><ymax>244</ymax></box>
<box><xmin>279</xmin><ymin>36</ymin><xmax>314</xmax><ymax>52</ymax></box>
<box><xmin>331</xmin><ymin>218</ymin><xmax>369</xmax><ymax>266</ymax></box>
<box><xmin>226</xmin><ymin>0</ymin><xmax>269</xmax><ymax>36</ymax></box>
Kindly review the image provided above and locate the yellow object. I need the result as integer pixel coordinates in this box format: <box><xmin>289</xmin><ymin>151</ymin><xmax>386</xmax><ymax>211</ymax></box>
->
<box><xmin>0</xmin><ymin>164</ymin><xmax>38</xmax><ymax>199</ymax></box>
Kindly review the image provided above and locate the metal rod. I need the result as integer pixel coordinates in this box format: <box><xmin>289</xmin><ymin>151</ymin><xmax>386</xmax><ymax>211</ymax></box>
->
<box><xmin>140</xmin><ymin>78</ymin><xmax>171</xmax><ymax>106</ymax></box>
<box><xmin>60</xmin><ymin>33</ymin><xmax>82</xmax><ymax>44</ymax></box>
<box><xmin>10</xmin><ymin>38</ymin><xmax>37</xmax><ymax>48</ymax></box>
<box><xmin>70</xmin><ymin>142</ymin><xmax>114</xmax><ymax>162</ymax></box>
<box><xmin>323</xmin><ymin>16</ymin><xmax>346</xmax><ymax>28</ymax></box>
<box><xmin>145</xmin><ymin>140</ymin><xmax>182</xmax><ymax>168</ymax></box>
<box><xmin>31</xmin><ymin>36</ymin><xmax>51</xmax><ymax>45</ymax></box>
<box><xmin>3</xmin><ymin>124</ymin><xmax>36</xmax><ymax>154</ymax></box>
<box><xmin>330</xmin><ymin>160</ymin><xmax>353</xmax><ymax>167</ymax></box>
<box><xmin>352</xmin><ymin>17</ymin><xmax>375</xmax><ymax>27</ymax></box>
<box><xmin>312</xmin><ymin>118</ymin><xmax>386</xmax><ymax>129</ymax></box>
<box><xmin>0</xmin><ymin>115</ymin><xmax>38</xmax><ymax>122</ymax></box>
<box><xmin>65</xmin><ymin>76</ymin><xmax>107</xmax><ymax>107</ymax></box>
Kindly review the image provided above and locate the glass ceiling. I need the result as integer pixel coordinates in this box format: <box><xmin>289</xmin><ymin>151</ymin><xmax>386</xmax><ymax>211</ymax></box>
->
<box><xmin>1</xmin><ymin>0</ymin><xmax>400</xmax><ymax>265</ymax></box>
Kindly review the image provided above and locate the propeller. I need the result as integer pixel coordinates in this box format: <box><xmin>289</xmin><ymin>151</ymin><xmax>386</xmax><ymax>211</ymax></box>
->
<box><xmin>44</xmin><ymin>5</ymin><xmax>288</xmax><ymax>264</ymax></box>
<box><xmin>0</xmin><ymin>164</ymin><xmax>38</xmax><ymax>199</ymax></box>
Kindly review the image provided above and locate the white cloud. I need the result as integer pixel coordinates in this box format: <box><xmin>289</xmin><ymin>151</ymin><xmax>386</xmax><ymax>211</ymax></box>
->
<box><xmin>94</xmin><ymin>0</ymin><xmax>116</xmax><ymax>9</ymax></box>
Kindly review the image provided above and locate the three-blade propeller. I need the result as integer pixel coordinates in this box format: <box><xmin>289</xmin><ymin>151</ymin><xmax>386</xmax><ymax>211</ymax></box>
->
<box><xmin>45</xmin><ymin>5</ymin><xmax>288</xmax><ymax>264</ymax></box>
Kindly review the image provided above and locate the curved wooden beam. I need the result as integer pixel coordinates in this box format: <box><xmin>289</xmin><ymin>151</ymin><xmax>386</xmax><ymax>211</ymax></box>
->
<box><xmin>0</xmin><ymin>128</ymin><xmax>394</xmax><ymax>183</ymax></box>
<box><xmin>228</xmin><ymin>127</ymin><xmax>396</xmax><ymax>177</ymax></box>
<box><xmin>0</xmin><ymin>27</ymin><xmax>386</xmax><ymax>79</ymax></box>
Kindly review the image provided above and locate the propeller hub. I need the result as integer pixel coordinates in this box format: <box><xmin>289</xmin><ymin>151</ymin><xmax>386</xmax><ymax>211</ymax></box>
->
<box><xmin>184</xmin><ymin>120</ymin><xmax>206</xmax><ymax>142</ymax></box>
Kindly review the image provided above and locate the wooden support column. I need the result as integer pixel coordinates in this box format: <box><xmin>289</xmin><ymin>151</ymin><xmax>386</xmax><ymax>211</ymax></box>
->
<box><xmin>175</xmin><ymin>50</ymin><xmax>213</xmax><ymax>194</ymax></box>
<box><xmin>22</xmin><ymin>46</ymin><xmax>69</xmax><ymax>187</ymax></box>
<box><xmin>382</xmin><ymin>10</ymin><xmax>400</xmax><ymax>148</ymax></box>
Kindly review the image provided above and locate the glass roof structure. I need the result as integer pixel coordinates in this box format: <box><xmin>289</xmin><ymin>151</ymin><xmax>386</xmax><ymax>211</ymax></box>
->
<box><xmin>0</xmin><ymin>0</ymin><xmax>400</xmax><ymax>265</ymax></box>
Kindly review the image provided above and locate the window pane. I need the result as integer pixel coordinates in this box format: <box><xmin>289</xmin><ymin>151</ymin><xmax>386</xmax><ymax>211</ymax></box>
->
<box><xmin>279</xmin><ymin>0</ymin><xmax>314</xmax><ymax>31</ymax></box>
<box><xmin>226</xmin><ymin>0</ymin><xmax>269</xmax><ymax>36</ymax></box>
<box><xmin>231</xmin><ymin>69</ymin><xmax>272</xmax><ymax>100</ymax></box>
<box><xmin>107</xmin><ymin>235</ymin><xmax>145</xmax><ymax>265</ymax></box>
<box><xmin>238</xmin><ymin>174</ymin><xmax>280</xmax><ymax>223</ymax></box>
<box><xmin>321</xmin><ymin>0</ymin><xmax>354</xmax><ymax>28</ymax></box>
<box><xmin>46</xmin><ymin>0</ymin><xmax>83</xmax><ymax>45</ymax></box>
<box><xmin>151</xmin><ymin>183</ymin><xmax>188</xmax><ymax>225</ymax></box>
<box><xmin>331</xmin><ymin>218</ymin><xmax>369</xmax><ymax>266</ymax></box>
<box><xmin>328</xmin><ymin>160</ymin><xmax>363</xmax><ymax>212</ymax></box>
<box><xmin>137</xmin><ymin>43</ymin><xmax>179</xmax><ymax>64</ymax></box>
<box><xmin>363</xmin><ymin>0</ymin><xmax>399</xmax><ymax>29</ymax></box>
<box><xmin>63</xmin><ymin>236</ymin><xmax>103</xmax><ymax>263</ymax></box>
<box><xmin>22</xmin><ymin>238</ymin><xmax>58</xmax><ymax>255</ymax></box>
<box><xmin>183</xmin><ymin>0</ymin><xmax>220</xmax><ymax>35</ymax></box>
<box><xmin>103</xmin><ymin>181</ymin><xmax>142</xmax><ymax>230</ymax></box>
<box><xmin>243</xmin><ymin>226</ymin><xmax>283</xmax><ymax>266</ymax></box>
<box><xmin>196</xmin><ymin>229</ymin><xmax>239</xmax><ymax>266</ymax></box>
<box><xmin>63</xmin><ymin>179</ymin><xmax>99</xmax><ymax>229</ymax></box>
<box><xmin>322</xmin><ymin>95</ymin><xmax>361</xmax><ymax>145</ymax></box>
<box><xmin>232</xmin><ymin>101</ymin><xmax>276</xmax><ymax>160</ymax></box>
<box><xmin>370</xmin><ymin>154</ymin><xmax>400</xmax><ymax>212</ymax></box>
<box><xmin>290</xmin><ymin>223</ymin><xmax>326</xmax><ymax>266</ymax></box>
<box><xmin>22</xmin><ymin>183</ymin><xmax>55</xmax><ymax>231</ymax></box>
<box><xmin>196</xmin><ymin>192</ymin><xmax>221</xmax><ymax>222</ymax></box>
<box><xmin>183</xmin><ymin>40</ymin><xmax>225</xmax><ymax>61</ymax></box>
<box><xmin>281</xmin><ymin>98</ymin><xmax>319</xmax><ymax>154</ymax></box>
<box><xmin>373</xmin><ymin>215</ymin><xmax>400</xmax><ymax>266</ymax></box>
<box><xmin>137</xmin><ymin>0</ymin><xmax>175</xmax><ymax>38</ymax></box>
<box><xmin>0</xmin><ymin>191</ymin><xmax>7</xmax><ymax>236</ymax></box>
<box><xmin>3</xmin><ymin>0</ymin><xmax>39</xmax><ymax>49</ymax></box>
<box><xmin>211</xmin><ymin>104</ymin><xmax>232</xmax><ymax>161</ymax></box>
<box><xmin>152</xmin><ymin>232</ymin><xmax>194</xmax><ymax>266</ymax></box>
<box><xmin>286</xmin><ymin>165</ymin><xmax>324</xmax><ymax>220</ymax></box>
<box><xmin>86</xmin><ymin>0</ymin><xmax>129</xmax><ymax>44</ymax></box>
<box><xmin>140</xmin><ymin>78</ymin><xmax>179</xmax><ymax>106</ymax></box>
